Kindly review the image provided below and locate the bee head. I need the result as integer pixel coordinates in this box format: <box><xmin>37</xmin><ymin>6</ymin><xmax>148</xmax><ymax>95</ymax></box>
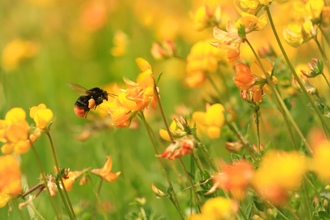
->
<box><xmin>103</xmin><ymin>91</ymin><xmax>109</xmax><ymax>101</ymax></box>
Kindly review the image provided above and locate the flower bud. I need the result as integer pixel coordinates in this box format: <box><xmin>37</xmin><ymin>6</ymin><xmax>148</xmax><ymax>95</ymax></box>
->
<box><xmin>225</xmin><ymin>141</ymin><xmax>243</xmax><ymax>153</ymax></box>
<box><xmin>151</xmin><ymin>183</ymin><xmax>168</xmax><ymax>197</ymax></box>
<box><xmin>324</xmin><ymin>199</ymin><xmax>328</xmax><ymax>209</ymax></box>
<box><xmin>150</xmin><ymin>40</ymin><xmax>177</xmax><ymax>60</ymax></box>
<box><xmin>301</xmin><ymin>58</ymin><xmax>324</xmax><ymax>78</ymax></box>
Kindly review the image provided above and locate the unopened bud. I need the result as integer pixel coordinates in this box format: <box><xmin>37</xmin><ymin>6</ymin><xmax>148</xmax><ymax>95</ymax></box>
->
<box><xmin>314</xmin><ymin>196</ymin><xmax>319</xmax><ymax>206</ymax></box>
<box><xmin>324</xmin><ymin>199</ymin><xmax>328</xmax><ymax>209</ymax></box>
<box><xmin>150</xmin><ymin>40</ymin><xmax>177</xmax><ymax>60</ymax></box>
<box><xmin>79</xmin><ymin>176</ymin><xmax>88</xmax><ymax>185</ymax></box>
<box><xmin>151</xmin><ymin>183</ymin><xmax>168</xmax><ymax>197</ymax></box>
<box><xmin>301</xmin><ymin>58</ymin><xmax>324</xmax><ymax>78</ymax></box>
<box><xmin>240</xmin><ymin>90</ymin><xmax>253</xmax><ymax>103</ymax></box>
<box><xmin>253</xmin><ymin>215</ymin><xmax>261</xmax><ymax>220</ymax></box>
<box><xmin>225</xmin><ymin>141</ymin><xmax>243</xmax><ymax>153</ymax></box>
<box><xmin>226</xmin><ymin>108</ymin><xmax>237</xmax><ymax>122</ymax></box>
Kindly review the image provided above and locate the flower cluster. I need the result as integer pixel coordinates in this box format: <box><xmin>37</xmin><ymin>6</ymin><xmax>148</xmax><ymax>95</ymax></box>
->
<box><xmin>158</xmin><ymin>137</ymin><xmax>195</xmax><ymax>160</ymax></box>
<box><xmin>190</xmin><ymin>5</ymin><xmax>221</xmax><ymax>31</ymax></box>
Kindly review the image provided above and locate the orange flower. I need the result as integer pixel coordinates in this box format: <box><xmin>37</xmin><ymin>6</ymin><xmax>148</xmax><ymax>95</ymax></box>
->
<box><xmin>0</xmin><ymin>108</ymin><xmax>31</xmax><ymax>155</ymax></box>
<box><xmin>158</xmin><ymin>137</ymin><xmax>194</xmax><ymax>160</ymax></box>
<box><xmin>206</xmin><ymin>160</ymin><xmax>254</xmax><ymax>199</ymax></box>
<box><xmin>30</xmin><ymin>104</ymin><xmax>53</xmax><ymax>130</ymax></box>
<box><xmin>0</xmin><ymin>155</ymin><xmax>22</xmax><ymax>207</ymax></box>
<box><xmin>234</xmin><ymin>59</ymin><xmax>278</xmax><ymax>102</ymax></box>
<box><xmin>150</xmin><ymin>39</ymin><xmax>177</xmax><ymax>60</ymax></box>
<box><xmin>91</xmin><ymin>156</ymin><xmax>121</xmax><ymax>183</ymax></box>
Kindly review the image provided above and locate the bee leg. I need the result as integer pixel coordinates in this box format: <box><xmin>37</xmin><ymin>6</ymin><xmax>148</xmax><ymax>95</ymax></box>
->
<box><xmin>84</xmin><ymin>110</ymin><xmax>90</xmax><ymax>118</ymax></box>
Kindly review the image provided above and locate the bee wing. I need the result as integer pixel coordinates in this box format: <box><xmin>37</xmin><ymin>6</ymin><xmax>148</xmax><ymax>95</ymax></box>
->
<box><xmin>67</xmin><ymin>83</ymin><xmax>93</xmax><ymax>96</ymax></box>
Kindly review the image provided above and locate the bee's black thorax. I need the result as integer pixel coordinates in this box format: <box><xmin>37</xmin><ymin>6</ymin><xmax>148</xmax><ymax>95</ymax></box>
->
<box><xmin>74</xmin><ymin>87</ymin><xmax>108</xmax><ymax>110</ymax></box>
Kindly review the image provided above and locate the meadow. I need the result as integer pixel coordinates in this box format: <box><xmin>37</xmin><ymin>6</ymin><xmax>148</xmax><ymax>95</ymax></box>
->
<box><xmin>1</xmin><ymin>0</ymin><xmax>330</xmax><ymax>219</ymax></box>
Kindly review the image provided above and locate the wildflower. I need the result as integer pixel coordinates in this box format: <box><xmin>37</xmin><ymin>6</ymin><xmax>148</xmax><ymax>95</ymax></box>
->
<box><xmin>238</xmin><ymin>0</ymin><xmax>260</xmax><ymax>10</ymax></box>
<box><xmin>55</xmin><ymin>167</ymin><xmax>83</xmax><ymax>192</ymax></box>
<box><xmin>0</xmin><ymin>155</ymin><xmax>22</xmax><ymax>208</ymax></box>
<box><xmin>292</xmin><ymin>66</ymin><xmax>317</xmax><ymax>95</ymax></box>
<box><xmin>252</xmin><ymin>150</ymin><xmax>307</xmax><ymax>205</ymax></box>
<box><xmin>1</xmin><ymin>108</ymin><xmax>31</xmax><ymax>155</ymax></box>
<box><xmin>206</xmin><ymin>160</ymin><xmax>254</xmax><ymax>199</ymax></box>
<box><xmin>283</xmin><ymin>17</ymin><xmax>316</xmax><ymax>48</ymax></box>
<box><xmin>1</xmin><ymin>39</ymin><xmax>38</xmax><ymax>71</ymax></box>
<box><xmin>189</xmin><ymin>197</ymin><xmax>239</xmax><ymax>220</ymax></box>
<box><xmin>225</xmin><ymin>140</ymin><xmax>243</xmax><ymax>153</ymax></box>
<box><xmin>80</xmin><ymin>1</ymin><xmax>107</xmax><ymax>32</ymax></box>
<box><xmin>300</xmin><ymin>58</ymin><xmax>324</xmax><ymax>78</ymax></box>
<box><xmin>234</xmin><ymin>59</ymin><xmax>278</xmax><ymax>102</ymax></box>
<box><xmin>158</xmin><ymin>137</ymin><xmax>194</xmax><ymax>160</ymax></box>
<box><xmin>110</xmin><ymin>30</ymin><xmax>129</xmax><ymax>57</ymax></box>
<box><xmin>150</xmin><ymin>39</ymin><xmax>177</xmax><ymax>60</ymax></box>
<box><xmin>30</xmin><ymin>104</ymin><xmax>53</xmax><ymax>130</ymax></box>
<box><xmin>312</xmin><ymin>140</ymin><xmax>330</xmax><ymax>181</ymax></box>
<box><xmin>186</xmin><ymin>40</ymin><xmax>226</xmax><ymax>87</ymax></box>
<box><xmin>151</xmin><ymin>183</ymin><xmax>167</xmax><ymax>197</ymax></box>
<box><xmin>193</xmin><ymin>103</ymin><xmax>225</xmax><ymax>139</ymax></box>
<box><xmin>159</xmin><ymin>120</ymin><xmax>186</xmax><ymax>142</ymax></box>
<box><xmin>91</xmin><ymin>156</ymin><xmax>121</xmax><ymax>183</ymax></box>
<box><xmin>190</xmin><ymin>5</ymin><xmax>221</xmax><ymax>31</ymax></box>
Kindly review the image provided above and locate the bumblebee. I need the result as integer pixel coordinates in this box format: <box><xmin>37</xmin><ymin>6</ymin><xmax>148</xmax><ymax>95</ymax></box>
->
<box><xmin>67</xmin><ymin>83</ymin><xmax>113</xmax><ymax>118</ymax></box>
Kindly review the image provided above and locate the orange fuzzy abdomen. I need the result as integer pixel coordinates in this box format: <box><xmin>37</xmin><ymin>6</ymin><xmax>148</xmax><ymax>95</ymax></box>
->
<box><xmin>74</xmin><ymin>106</ymin><xmax>87</xmax><ymax>117</ymax></box>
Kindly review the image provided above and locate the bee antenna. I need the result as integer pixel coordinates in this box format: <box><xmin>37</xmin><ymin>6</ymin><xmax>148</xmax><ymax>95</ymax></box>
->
<box><xmin>108</xmin><ymin>93</ymin><xmax>117</xmax><ymax>98</ymax></box>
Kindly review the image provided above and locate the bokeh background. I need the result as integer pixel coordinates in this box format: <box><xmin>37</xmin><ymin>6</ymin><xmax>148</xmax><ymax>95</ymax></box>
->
<box><xmin>1</xmin><ymin>0</ymin><xmax>329</xmax><ymax>219</ymax></box>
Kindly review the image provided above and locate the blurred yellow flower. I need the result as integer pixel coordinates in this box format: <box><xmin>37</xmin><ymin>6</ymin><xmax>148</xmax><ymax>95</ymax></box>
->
<box><xmin>190</xmin><ymin>4</ymin><xmax>221</xmax><ymax>31</ymax></box>
<box><xmin>238</xmin><ymin>0</ymin><xmax>259</xmax><ymax>10</ymax></box>
<box><xmin>30</xmin><ymin>104</ymin><xmax>53</xmax><ymax>130</ymax></box>
<box><xmin>150</xmin><ymin>39</ymin><xmax>177</xmax><ymax>60</ymax></box>
<box><xmin>283</xmin><ymin>17</ymin><xmax>315</xmax><ymax>48</ymax></box>
<box><xmin>91</xmin><ymin>156</ymin><xmax>121</xmax><ymax>183</ymax></box>
<box><xmin>0</xmin><ymin>155</ymin><xmax>22</xmax><ymax>208</ymax></box>
<box><xmin>0</xmin><ymin>108</ymin><xmax>31</xmax><ymax>155</ymax></box>
<box><xmin>62</xmin><ymin>171</ymin><xmax>83</xmax><ymax>192</ymax></box>
<box><xmin>1</xmin><ymin>39</ymin><xmax>38</xmax><ymax>71</ymax></box>
<box><xmin>193</xmin><ymin>103</ymin><xmax>225</xmax><ymax>139</ymax></box>
<box><xmin>312</xmin><ymin>140</ymin><xmax>330</xmax><ymax>181</ymax></box>
<box><xmin>189</xmin><ymin>197</ymin><xmax>239</xmax><ymax>220</ymax></box>
<box><xmin>110</xmin><ymin>30</ymin><xmax>129</xmax><ymax>57</ymax></box>
<box><xmin>253</xmin><ymin>150</ymin><xmax>307</xmax><ymax>205</ymax></box>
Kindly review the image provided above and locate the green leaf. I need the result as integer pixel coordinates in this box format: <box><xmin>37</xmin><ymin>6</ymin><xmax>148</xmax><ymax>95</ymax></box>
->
<box><xmin>238</xmin><ymin>24</ymin><xmax>246</xmax><ymax>38</ymax></box>
<box><xmin>283</xmin><ymin>96</ymin><xmax>292</xmax><ymax>111</ymax></box>
<box><xmin>245</xmin><ymin>203</ymin><xmax>253</xmax><ymax>218</ymax></box>
<box><xmin>231</xmin><ymin>153</ymin><xmax>242</xmax><ymax>162</ymax></box>
<box><xmin>187</xmin><ymin>171</ymin><xmax>195</xmax><ymax>180</ymax></box>
<box><xmin>318</xmin><ymin>211</ymin><xmax>330</xmax><ymax>219</ymax></box>
<box><xmin>156</xmin><ymin>72</ymin><xmax>163</xmax><ymax>84</ymax></box>
<box><xmin>254</xmin><ymin>200</ymin><xmax>266</xmax><ymax>211</ymax></box>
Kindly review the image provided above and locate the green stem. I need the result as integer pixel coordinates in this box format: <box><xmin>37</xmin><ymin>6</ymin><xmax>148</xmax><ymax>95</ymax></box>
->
<box><xmin>87</xmin><ymin>176</ymin><xmax>108</xmax><ymax>220</ymax></box>
<box><xmin>192</xmin><ymin>153</ymin><xmax>204</xmax><ymax>173</ymax></box>
<box><xmin>139</xmin><ymin>112</ymin><xmax>184</xmax><ymax>219</ymax></box>
<box><xmin>286</xmin><ymin>205</ymin><xmax>301</xmax><ymax>220</ymax></box>
<box><xmin>254</xmin><ymin>104</ymin><xmax>261</xmax><ymax>152</ymax></box>
<box><xmin>239</xmin><ymin>208</ymin><xmax>248</xmax><ymax>220</ymax></box>
<box><xmin>55</xmin><ymin>181</ymin><xmax>74</xmax><ymax>220</ymax></box>
<box><xmin>30</xmin><ymin>144</ymin><xmax>60</xmax><ymax>220</ymax></box>
<box><xmin>321</xmin><ymin>73</ymin><xmax>330</xmax><ymax>89</ymax></box>
<box><xmin>302</xmin><ymin>180</ymin><xmax>313</xmax><ymax>219</ymax></box>
<box><xmin>179</xmin><ymin>158</ymin><xmax>203</xmax><ymax>208</ymax></box>
<box><xmin>140</xmin><ymin>207</ymin><xmax>147</xmax><ymax>220</ymax></box>
<box><xmin>314</xmin><ymin>38</ymin><xmax>330</xmax><ymax>72</ymax></box>
<box><xmin>245</xmin><ymin>38</ymin><xmax>298</xmax><ymax>151</ymax></box>
<box><xmin>226</xmin><ymin>122</ymin><xmax>258</xmax><ymax>161</ymax></box>
<box><xmin>273</xmin><ymin>89</ymin><xmax>313</xmax><ymax>155</ymax></box>
<box><xmin>320</xmin><ymin>28</ymin><xmax>330</xmax><ymax>46</ymax></box>
<box><xmin>45</xmin><ymin>131</ymin><xmax>76</xmax><ymax>219</ymax></box>
<box><xmin>193</xmin><ymin>135</ymin><xmax>219</xmax><ymax>172</ymax></box>
<box><xmin>266</xmin><ymin>6</ymin><xmax>330</xmax><ymax>134</ymax></box>
<box><xmin>205</xmin><ymin>73</ymin><xmax>224</xmax><ymax>105</ymax></box>
<box><xmin>29</xmin><ymin>204</ymin><xmax>46</xmax><ymax>220</ymax></box>
<box><xmin>266</xmin><ymin>202</ymin><xmax>289</xmax><ymax>220</ymax></box>
<box><xmin>91</xmin><ymin>179</ymin><xmax>103</xmax><ymax>220</ymax></box>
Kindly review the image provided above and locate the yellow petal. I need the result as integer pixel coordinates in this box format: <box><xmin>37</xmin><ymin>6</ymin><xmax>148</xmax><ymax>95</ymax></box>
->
<box><xmin>159</xmin><ymin>129</ymin><xmax>171</xmax><ymax>142</ymax></box>
<box><xmin>205</xmin><ymin>104</ymin><xmax>225</xmax><ymax>127</ymax></box>
<box><xmin>207</xmin><ymin>126</ymin><xmax>221</xmax><ymax>139</ymax></box>
<box><xmin>0</xmin><ymin>193</ymin><xmax>11</xmax><ymax>208</ymax></box>
<box><xmin>14</xmin><ymin>140</ymin><xmax>31</xmax><ymax>155</ymax></box>
<box><xmin>5</xmin><ymin>108</ymin><xmax>26</xmax><ymax>122</ymax></box>
<box><xmin>35</xmin><ymin>109</ymin><xmax>53</xmax><ymax>129</ymax></box>
<box><xmin>1</xmin><ymin>143</ymin><xmax>14</xmax><ymax>155</ymax></box>
<box><xmin>136</xmin><ymin>57</ymin><xmax>151</xmax><ymax>72</ymax></box>
<box><xmin>192</xmin><ymin>111</ymin><xmax>208</xmax><ymax>126</ymax></box>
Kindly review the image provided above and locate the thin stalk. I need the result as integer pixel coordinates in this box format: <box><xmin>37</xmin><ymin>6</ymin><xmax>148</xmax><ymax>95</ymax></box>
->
<box><xmin>302</xmin><ymin>180</ymin><xmax>313</xmax><ymax>219</ymax></box>
<box><xmin>45</xmin><ymin>131</ymin><xmax>76</xmax><ymax>219</ymax></box>
<box><xmin>274</xmin><ymin>89</ymin><xmax>313</xmax><ymax>155</ymax></box>
<box><xmin>139</xmin><ymin>112</ymin><xmax>184</xmax><ymax>219</ymax></box>
<box><xmin>193</xmin><ymin>135</ymin><xmax>219</xmax><ymax>172</ymax></box>
<box><xmin>254</xmin><ymin>105</ymin><xmax>261</xmax><ymax>152</ymax></box>
<box><xmin>322</xmin><ymin>73</ymin><xmax>330</xmax><ymax>89</ymax></box>
<box><xmin>140</xmin><ymin>207</ymin><xmax>147</xmax><ymax>220</ymax></box>
<box><xmin>205</xmin><ymin>73</ymin><xmax>224</xmax><ymax>104</ymax></box>
<box><xmin>314</xmin><ymin>38</ymin><xmax>330</xmax><ymax>72</ymax></box>
<box><xmin>179</xmin><ymin>158</ymin><xmax>202</xmax><ymax>208</ymax></box>
<box><xmin>286</xmin><ymin>206</ymin><xmax>301</xmax><ymax>220</ymax></box>
<box><xmin>192</xmin><ymin>153</ymin><xmax>204</xmax><ymax>172</ymax></box>
<box><xmin>226</xmin><ymin>122</ymin><xmax>257</xmax><ymax>161</ymax></box>
<box><xmin>29</xmin><ymin>204</ymin><xmax>46</xmax><ymax>220</ymax></box>
<box><xmin>266</xmin><ymin>6</ymin><xmax>330</xmax><ymax>134</ymax></box>
<box><xmin>239</xmin><ymin>209</ymin><xmax>248</xmax><ymax>220</ymax></box>
<box><xmin>87</xmin><ymin>176</ymin><xmax>108</xmax><ymax>220</ymax></box>
<box><xmin>320</xmin><ymin>28</ymin><xmax>330</xmax><ymax>46</ymax></box>
<box><xmin>55</xmin><ymin>181</ymin><xmax>74</xmax><ymax>220</ymax></box>
<box><xmin>91</xmin><ymin>179</ymin><xmax>103</xmax><ymax>220</ymax></box>
<box><xmin>30</xmin><ymin>144</ymin><xmax>60</xmax><ymax>219</ymax></box>
<box><xmin>245</xmin><ymin>38</ymin><xmax>298</xmax><ymax>151</ymax></box>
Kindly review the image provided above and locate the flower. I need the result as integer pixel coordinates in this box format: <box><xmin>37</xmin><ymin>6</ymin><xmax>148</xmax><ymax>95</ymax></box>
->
<box><xmin>1</xmin><ymin>39</ymin><xmax>38</xmax><ymax>71</ymax></box>
<box><xmin>150</xmin><ymin>39</ymin><xmax>177</xmax><ymax>60</ymax></box>
<box><xmin>185</xmin><ymin>40</ymin><xmax>226</xmax><ymax>87</ymax></box>
<box><xmin>91</xmin><ymin>156</ymin><xmax>121</xmax><ymax>183</ymax></box>
<box><xmin>300</xmin><ymin>58</ymin><xmax>324</xmax><ymax>78</ymax></box>
<box><xmin>190</xmin><ymin>5</ymin><xmax>221</xmax><ymax>31</ymax></box>
<box><xmin>159</xmin><ymin>120</ymin><xmax>186</xmax><ymax>142</ymax></box>
<box><xmin>234</xmin><ymin>59</ymin><xmax>278</xmax><ymax>102</ymax></box>
<box><xmin>110</xmin><ymin>30</ymin><xmax>129</xmax><ymax>57</ymax></box>
<box><xmin>30</xmin><ymin>104</ymin><xmax>53</xmax><ymax>130</ymax></box>
<box><xmin>55</xmin><ymin>168</ymin><xmax>83</xmax><ymax>192</ymax></box>
<box><xmin>312</xmin><ymin>140</ymin><xmax>330</xmax><ymax>181</ymax></box>
<box><xmin>252</xmin><ymin>150</ymin><xmax>307</xmax><ymax>205</ymax></box>
<box><xmin>0</xmin><ymin>155</ymin><xmax>22</xmax><ymax>208</ymax></box>
<box><xmin>193</xmin><ymin>103</ymin><xmax>225</xmax><ymax>139</ymax></box>
<box><xmin>189</xmin><ymin>197</ymin><xmax>239</xmax><ymax>220</ymax></box>
<box><xmin>206</xmin><ymin>160</ymin><xmax>254</xmax><ymax>199</ymax></box>
<box><xmin>0</xmin><ymin>108</ymin><xmax>31</xmax><ymax>155</ymax></box>
<box><xmin>158</xmin><ymin>137</ymin><xmax>195</xmax><ymax>160</ymax></box>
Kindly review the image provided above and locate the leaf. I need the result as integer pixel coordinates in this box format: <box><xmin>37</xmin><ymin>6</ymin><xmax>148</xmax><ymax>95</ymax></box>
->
<box><xmin>238</xmin><ymin>24</ymin><xmax>246</xmax><ymax>38</ymax></box>
<box><xmin>318</xmin><ymin>211</ymin><xmax>330</xmax><ymax>219</ymax></box>
<box><xmin>187</xmin><ymin>171</ymin><xmax>195</xmax><ymax>180</ymax></box>
<box><xmin>203</xmin><ymin>170</ymin><xmax>212</xmax><ymax>180</ymax></box>
<box><xmin>156</xmin><ymin>72</ymin><xmax>164</xmax><ymax>84</ymax></box>
<box><xmin>245</xmin><ymin>203</ymin><xmax>253</xmax><ymax>218</ymax></box>
<box><xmin>254</xmin><ymin>200</ymin><xmax>266</xmax><ymax>211</ymax></box>
<box><xmin>283</xmin><ymin>96</ymin><xmax>292</xmax><ymax>111</ymax></box>
<box><xmin>265</xmin><ymin>141</ymin><xmax>272</xmax><ymax>151</ymax></box>
<box><xmin>231</xmin><ymin>153</ymin><xmax>242</xmax><ymax>162</ymax></box>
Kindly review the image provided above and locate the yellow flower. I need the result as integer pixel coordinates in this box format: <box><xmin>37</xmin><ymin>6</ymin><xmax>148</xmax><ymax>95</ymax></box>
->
<box><xmin>110</xmin><ymin>30</ymin><xmax>129</xmax><ymax>57</ymax></box>
<box><xmin>91</xmin><ymin>156</ymin><xmax>121</xmax><ymax>183</ymax></box>
<box><xmin>62</xmin><ymin>171</ymin><xmax>83</xmax><ymax>192</ymax></box>
<box><xmin>312</xmin><ymin>140</ymin><xmax>330</xmax><ymax>181</ymax></box>
<box><xmin>1</xmin><ymin>39</ymin><xmax>38</xmax><ymax>71</ymax></box>
<box><xmin>193</xmin><ymin>103</ymin><xmax>225</xmax><ymax>139</ymax></box>
<box><xmin>253</xmin><ymin>150</ymin><xmax>307</xmax><ymax>205</ymax></box>
<box><xmin>189</xmin><ymin>197</ymin><xmax>239</xmax><ymax>220</ymax></box>
<box><xmin>190</xmin><ymin>5</ymin><xmax>221</xmax><ymax>31</ymax></box>
<box><xmin>0</xmin><ymin>108</ymin><xmax>31</xmax><ymax>155</ymax></box>
<box><xmin>0</xmin><ymin>155</ymin><xmax>22</xmax><ymax>207</ymax></box>
<box><xmin>238</xmin><ymin>0</ymin><xmax>260</xmax><ymax>10</ymax></box>
<box><xmin>283</xmin><ymin>17</ymin><xmax>315</xmax><ymax>48</ymax></box>
<box><xmin>30</xmin><ymin>104</ymin><xmax>53</xmax><ymax>129</ymax></box>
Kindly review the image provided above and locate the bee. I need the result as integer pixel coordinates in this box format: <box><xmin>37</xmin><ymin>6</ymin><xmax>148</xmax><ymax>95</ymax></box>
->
<box><xmin>67</xmin><ymin>83</ymin><xmax>114</xmax><ymax>118</ymax></box>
